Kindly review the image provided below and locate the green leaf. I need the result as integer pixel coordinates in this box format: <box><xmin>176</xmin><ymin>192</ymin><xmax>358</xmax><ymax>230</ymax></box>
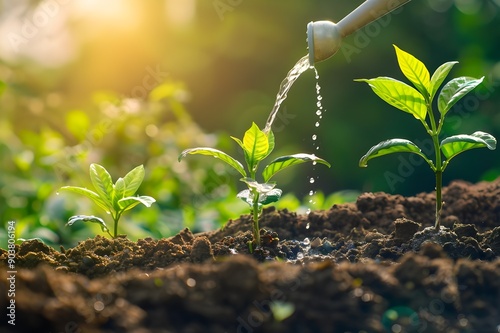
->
<box><xmin>270</xmin><ymin>301</ymin><xmax>295</xmax><ymax>322</ymax></box>
<box><xmin>230</xmin><ymin>136</ymin><xmax>245</xmax><ymax>150</ymax></box>
<box><xmin>242</xmin><ymin>122</ymin><xmax>270</xmax><ymax>169</ymax></box>
<box><xmin>359</xmin><ymin>138</ymin><xmax>427</xmax><ymax>167</ymax></box>
<box><xmin>260</xmin><ymin>188</ymin><xmax>282</xmax><ymax>205</ymax></box>
<box><xmin>429</xmin><ymin>61</ymin><xmax>458</xmax><ymax>100</ymax></box>
<box><xmin>118</xmin><ymin>195</ymin><xmax>156</xmax><ymax>211</ymax></box>
<box><xmin>240</xmin><ymin>177</ymin><xmax>276</xmax><ymax>193</ymax></box>
<box><xmin>89</xmin><ymin>164</ymin><xmax>114</xmax><ymax>207</ymax></box>
<box><xmin>237</xmin><ymin>187</ymin><xmax>282</xmax><ymax>207</ymax></box>
<box><xmin>0</xmin><ymin>81</ymin><xmax>6</xmax><ymax>96</ymax></box>
<box><xmin>113</xmin><ymin>177</ymin><xmax>125</xmax><ymax>208</ymax></box>
<box><xmin>355</xmin><ymin>77</ymin><xmax>427</xmax><ymax>121</ymax></box>
<box><xmin>230</xmin><ymin>135</ymin><xmax>253</xmax><ymax>174</ymax></box>
<box><xmin>437</xmin><ymin>76</ymin><xmax>484</xmax><ymax>116</ymax></box>
<box><xmin>265</xmin><ymin>130</ymin><xmax>275</xmax><ymax>159</ymax></box>
<box><xmin>122</xmin><ymin>165</ymin><xmax>145</xmax><ymax>197</ymax></box>
<box><xmin>60</xmin><ymin>186</ymin><xmax>112</xmax><ymax>213</ymax></box>
<box><xmin>394</xmin><ymin>45</ymin><xmax>430</xmax><ymax>97</ymax></box>
<box><xmin>262</xmin><ymin>153</ymin><xmax>331</xmax><ymax>182</ymax></box>
<box><xmin>237</xmin><ymin>189</ymin><xmax>253</xmax><ymax>207</ymax></box>
<box><xmin>440</xmin><ymin>131</ymin><xmax>497</xmax><ymax>162</ymax></box>
<box><xmin>179</xmin><ymin>147</ymin><xmax>247</xmax><ymax>178</ymax></box>
<box><xmin>66</xmin><ymin>215</ymin><xmax>109</xmax><ymax>234</ymax></box>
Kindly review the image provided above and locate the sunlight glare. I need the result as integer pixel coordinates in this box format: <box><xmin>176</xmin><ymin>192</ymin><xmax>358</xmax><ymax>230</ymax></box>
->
<box><xmin>70</xmin><ymin>0</ymin><xmax>140</xmax><ymax>30</ymax></box>
<box><xmin>165</xmin><ymin>0</ymin><xmax>196</xmax><ymax>26</ymax></box>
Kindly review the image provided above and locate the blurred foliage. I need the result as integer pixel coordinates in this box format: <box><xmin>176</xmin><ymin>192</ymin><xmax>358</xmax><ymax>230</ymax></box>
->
<box><xmin>0</xmin><ymin>80</ymin><xmax>251</xmax><ymax>247</ymax></box>
<box><xmin>0</xmin><ymin>0</ymin><xmax>499</xmax><ymax>246</ymax></box>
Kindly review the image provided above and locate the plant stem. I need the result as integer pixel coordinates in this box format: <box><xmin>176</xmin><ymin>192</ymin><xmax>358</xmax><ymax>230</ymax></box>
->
<box><xmin>435</xmin><ymin>169</ymin><xmax>443</xmax><ymax>230</ymax></box>
<box><xmin>252</xmin><ymin>191</ymin><xmax>261</xmax><ymax>247</ymax></box>
<box><xmin>248</xmin><ymin>168</ymin><xmax>261</xmax><ymax>247</ymax></box>
<box><xmin>112</xmin><ymin>212</ymin><xmax>121</xmax><ymax>238</ymax></box>
<box><xmin>430</xmin><ymin>132</ymin><xmax>443</xmax><ymax>230</ymax></box>
<box><xmin>106</xmin><ymin>229</ymin><xmax>114</xmax><ymax>238</ymax></box>
<box><xmin>428</xmin><ymin>106</ymin><xmax>443</xmax><ymax>230</ymax></box>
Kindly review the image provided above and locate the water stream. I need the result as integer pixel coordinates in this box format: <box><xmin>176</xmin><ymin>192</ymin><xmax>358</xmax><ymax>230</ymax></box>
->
<box><xmin>263</xmin><ymin>55</ymin><xmax>312</xmax><ymax>133</ymax></box>
<box><xmin>263</xmin><ymin>55</ymin><xmax>327</xmax><ymax>223</ymax></box>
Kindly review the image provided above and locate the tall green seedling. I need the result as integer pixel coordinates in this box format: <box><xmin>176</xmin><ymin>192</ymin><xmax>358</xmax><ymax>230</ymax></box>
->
<box><xmin>60</xmin><ymin>164</ymin><xmax>156</xmax><ymax>238</ymax></box>
<box><xmin>356</xmin><ymin>45</ymin><xmax>496</xmax><ymax>230</ymax></box>
<box><xmin>179</xmin><ymin>122</ymin><xmax>330</xmax><ymax>248</ymax></box>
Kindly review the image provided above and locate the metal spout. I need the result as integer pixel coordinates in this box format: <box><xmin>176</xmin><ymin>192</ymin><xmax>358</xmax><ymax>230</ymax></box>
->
<box><xmin>307</xmin><ymin>0</ymin><xmax>411</xmax><ymax>65</ymax></box>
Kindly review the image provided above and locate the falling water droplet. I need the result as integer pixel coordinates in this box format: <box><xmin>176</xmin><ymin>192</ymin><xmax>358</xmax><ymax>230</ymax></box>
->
<box><xmin>307</xmin><ymin>69</ymin><xmax>325</xmax><ymax>228</ymax></box>
<box><xmin>186</xmin><ymin>278</ymin><xmax>196</xmax><ymax>287</ymax></box>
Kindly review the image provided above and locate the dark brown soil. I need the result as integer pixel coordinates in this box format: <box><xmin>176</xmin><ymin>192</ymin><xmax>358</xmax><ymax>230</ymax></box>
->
<box><xmin>2</xmin><ymin>179</ymin><xmax>500</xmax><ymax>332</ymax></box>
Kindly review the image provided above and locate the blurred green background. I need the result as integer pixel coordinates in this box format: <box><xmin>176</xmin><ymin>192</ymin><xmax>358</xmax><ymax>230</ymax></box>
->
<box><xmin>1</xmin><ymin>0</ymin><xmax>499</xmax><ymax>247</ymax></box>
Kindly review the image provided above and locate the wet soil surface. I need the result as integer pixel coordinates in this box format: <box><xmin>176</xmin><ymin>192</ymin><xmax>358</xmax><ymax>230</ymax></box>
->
<box><xmin>2</xmin><ymin>179</ymin><xmax>500</xmax><ymax>332</ymax></box>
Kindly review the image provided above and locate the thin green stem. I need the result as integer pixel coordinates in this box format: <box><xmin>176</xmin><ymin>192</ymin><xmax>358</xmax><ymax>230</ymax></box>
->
<box><xmin>435</xmin><ymin>169</ymin><xmax>443</xmax><ymax>229</ymax></box>
<box><xmin>106</xmin><ymin>228</ymin><xmax>114</xmax><ymax>239</ymax></box>
<box><xmin>419</xmin><ymin>119</ymin><xmax>433</xmax><ymax>135</ymax></box>
<box><xmin>112</xmin><ymin>211</ymin><xmax>122</xmax><ymax>238</ymax></box>
<box><xmin>436</xmin><ymin>114</ymin><xmax>445</xmax><ymax>134</ymax></box>
<box><xmin>252</xmin><ymin>191</ymin><xmax>261</xmax><ymax>247</ymax></box>
<box><xmin>427</xmin><ymin>105</ymin><xmax>443</xmax><ymax>230</ymax></box>
<box><xmin>247</xmin><ymin>168</ymin><xmax>262</xmax><ymax>246</ymax></box>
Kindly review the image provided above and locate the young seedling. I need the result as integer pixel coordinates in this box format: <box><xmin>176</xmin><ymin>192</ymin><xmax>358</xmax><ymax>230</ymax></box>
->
<box><xmin>60</xmin><ymin>164</ymin><xmax>156</xmax><ymax>238</ymax></box>
<box><xmin>179</xmin><ymin>122</ymin><xmax>330</xmax><ymax>248</ymax></box>
<box><xmin>356</xmin><ymin>45</ymin><xmax>496</xmax><ymax>230</ymax></box>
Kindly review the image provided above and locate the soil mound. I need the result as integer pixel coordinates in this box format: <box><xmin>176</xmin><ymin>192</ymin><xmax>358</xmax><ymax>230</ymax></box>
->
<box><xmin>1</xmin><ymin>179</ymin><xmax>500</xmax><ymax>332</ymax></box>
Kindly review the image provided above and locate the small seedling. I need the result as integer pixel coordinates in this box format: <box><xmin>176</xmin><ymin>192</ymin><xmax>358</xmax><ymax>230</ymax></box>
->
<box><xmin>60</xmin><ymin>164</ymin><xmax>156</xmax><ymax>238</ymax></box>
<box><xmin>356</xmin><ymin>45</ymin><xmax>496</xmax><ymax>230</ymax></box>
<box><xmin>179</xmin><ymin>122</ymin><xmax>330</xmax><ymax>247</ymax></box>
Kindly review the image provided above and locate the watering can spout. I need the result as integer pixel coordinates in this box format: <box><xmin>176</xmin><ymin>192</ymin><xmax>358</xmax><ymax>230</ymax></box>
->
<box><xmin>307</xmin><ymin>0</ymin><xmax>411</xmax><ymax>65</ymax></box>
